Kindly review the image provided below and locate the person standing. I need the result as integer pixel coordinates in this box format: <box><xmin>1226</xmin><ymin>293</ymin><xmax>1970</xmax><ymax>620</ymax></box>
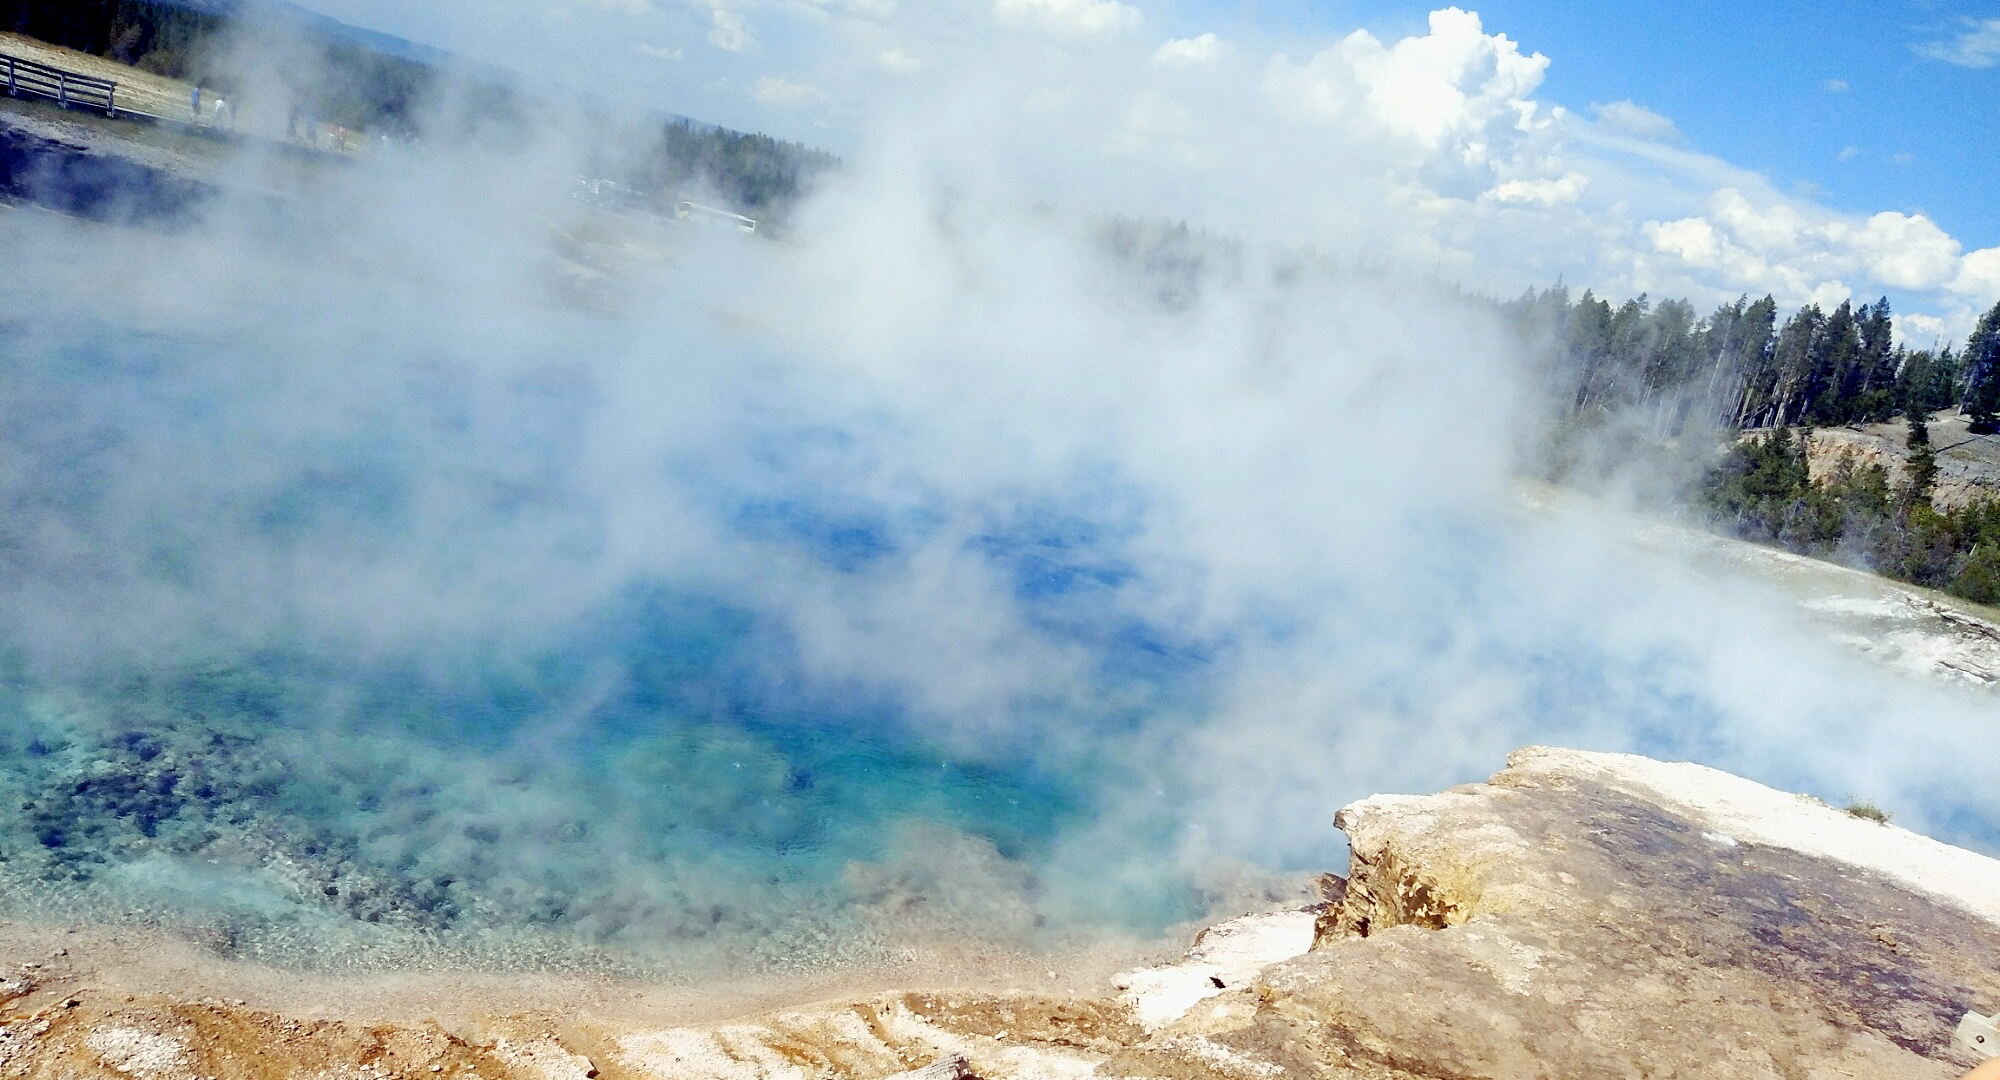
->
<box><xmin>190</xmin><ymin>85</ymin><xmax>201</xmax><ymax>121</ymax></box>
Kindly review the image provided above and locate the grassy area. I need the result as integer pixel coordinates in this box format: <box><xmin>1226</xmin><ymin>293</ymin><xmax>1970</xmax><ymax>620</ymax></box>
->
<box><xmin>1844</xmin><ymin>801</ymin><xmax>1892</xmax><ymax>824</ymax></box>
<box><xmin>1</xmin><ymin>30</ymin><xmax>201</xmax><ymax>120</ymax></box>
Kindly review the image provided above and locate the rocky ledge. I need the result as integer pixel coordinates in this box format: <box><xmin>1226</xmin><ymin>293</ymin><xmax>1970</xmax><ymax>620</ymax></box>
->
<box><xmin>0</xmin><ymin>746</ymin><xmax>1995</xmax><ymax>1079</ymax></box>
<box><xmin>1296</xmin><ymin>747</ymin><xmax>2000</xmax><ymax>1078</ymax></box>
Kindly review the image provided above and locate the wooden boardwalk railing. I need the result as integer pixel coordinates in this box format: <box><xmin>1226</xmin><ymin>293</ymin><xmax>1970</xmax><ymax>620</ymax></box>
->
<box><xmin>2</xmin><ymin>52</ymin><xmax>119</xmax><ymax>116</ymax></box>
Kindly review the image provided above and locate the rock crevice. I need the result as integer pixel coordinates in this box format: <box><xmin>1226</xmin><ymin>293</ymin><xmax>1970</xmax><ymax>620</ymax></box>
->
<box><xmin>1317</xmin><ymin>800</ymin><xmax>1481</xmax><ymax>944</ymax></box>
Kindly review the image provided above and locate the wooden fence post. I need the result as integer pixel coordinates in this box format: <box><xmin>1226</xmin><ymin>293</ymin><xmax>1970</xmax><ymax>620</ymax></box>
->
<box><xmin>56</xmin><ymin>72</ymin><xmax>66</xmax><ymax>108</ymax></box>
<box><xmin>5</xmin><ymin>56</ymin><xmax>15</xmax><ymax>97</ymax></box>
<box><xmin>106</xmin><ymin>84</ymin><xmax>115</xmax><ymax>116</ymax></box>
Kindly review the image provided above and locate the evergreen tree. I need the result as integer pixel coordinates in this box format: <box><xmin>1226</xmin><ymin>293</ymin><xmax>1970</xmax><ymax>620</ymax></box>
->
<box><xmin>1802</xmin><ymin>300</ymin><xmax>1859</xmax><ymax>426</ymax></box>
<box><xmin>1605</xmin><ymin>294</ymin><xmax>1653</xmax><ymax>410</ymax></box>
<box><xmin>1769</xmin><ymin>305</ymin><xmax>1825</xmax><ymax>426</ymax></box>
<box><xmin>1725</xmin><ymin>295</ymin><xmax>1780</xmax><ymax>427</ymax></box>
<box><xmin>0</xmin><ymin>0</ymin><xmax>229</xmax><ymax>78</ymax></box>
<box><xmin>1702</xmin><ymin>427</ymin><xmax>1809</xmax><ymax>538</ymax></box>
<box><xmin>1936</xmin><ymin>346</ymin><xmax>1966</xmax><ymax>413</ymax></box>
<box><xmin>1898</xmin><ymin>346</ymin><xmax>1967</xmax><ymax>418</ymax></box>
<box><xmin>1903</xmin><ymin>407</ymin><xmax>1937</xmax><ymax>508</ymax></box>
<box><xmin>1894</xmin><ymin>350</ymin><xmax>1933</xmax><ymax>417</ymax></box>
<box><xmin>1852</xmin><ymin>299</ymin><xmax>1898</xmax><ymax>421</ymax></box>
<box><xmin>1964</xmin><ymin>300</ymin><xmax>2000</xmax><ymax>430</ymax></box>
<box><xmin>1953</xmin><ymin>544</ymin><xmax>2000</xmax><ymax>605</ymax></box>
<box><xmin>1567</xmin><ymin>290</ymin><xmax>1615</xmax><ymax>412</ymax></box>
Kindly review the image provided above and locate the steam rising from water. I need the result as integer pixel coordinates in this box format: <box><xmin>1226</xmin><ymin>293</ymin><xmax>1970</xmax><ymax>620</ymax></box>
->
<box><xmin>0</xmin><ymin>44</ymin><xmax>1995</xmax><ymax>971</ymax></box>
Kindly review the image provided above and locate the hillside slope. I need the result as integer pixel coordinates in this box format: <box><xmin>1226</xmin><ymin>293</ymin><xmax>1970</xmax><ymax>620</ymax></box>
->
<box><xmin>1805</xmin><ymin>409</ymin><xmax>2000</xmax><ymax>510</ymax></box>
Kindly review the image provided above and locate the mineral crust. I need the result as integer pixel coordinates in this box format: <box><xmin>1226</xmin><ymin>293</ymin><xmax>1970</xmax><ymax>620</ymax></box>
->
<box><xmin>0</xmin><ymin>746</ymin><xmax>1994</xmax><ymax>1079</ymax></box>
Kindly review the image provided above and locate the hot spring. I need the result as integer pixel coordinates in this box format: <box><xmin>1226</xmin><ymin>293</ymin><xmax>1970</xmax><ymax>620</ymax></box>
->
<box><xmin>0</xmin><ymin>112</ymin><xmax>1995</xmax><ymax>979</ymax></box>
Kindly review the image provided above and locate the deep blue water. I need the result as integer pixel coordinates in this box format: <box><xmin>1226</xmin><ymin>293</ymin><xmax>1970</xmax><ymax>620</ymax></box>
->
<box><xmin>0</xmin><ymin>310</ymin><xmax>1232</xmax><ymax>964</ymax></box>
<box><xmin>3</xmin><ymin>242</ymin><xmax>1998</xmax><ymax>976</ymax></box>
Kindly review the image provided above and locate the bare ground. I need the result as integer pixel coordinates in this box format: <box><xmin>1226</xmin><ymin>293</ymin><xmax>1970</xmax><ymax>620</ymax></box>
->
<box><xmin>1804</xmin><ymin>408</ymin><xmax>2000</xmax><ymax>509</ymax></box>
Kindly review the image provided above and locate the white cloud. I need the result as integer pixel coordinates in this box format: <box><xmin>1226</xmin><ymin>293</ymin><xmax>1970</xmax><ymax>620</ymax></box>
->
<box><xmin>1917</xmin><ymin>17</ymin><xmax>2000</xmax><ymax>68</ymax></box>
<box><xmin>1639</xmin><ymin>190</ymin><xmax>1988</xmax><ymax>309</ymax></box>
<box><xmin>1806</xmin><ymin>279</ymin><xmax>1852</xmax><ymax>312</ymax></box>
<box><xmin>752</xmin><ymin>75</ymin><xmax>831</xmax><ymax>107</ymax></box>
<box><xmin>1848</xmin><ymin>211</ymin><xmax>1962</xmax><ymax>290</ymax></box>
<box><xmin>571</xmin><ymin>0</ymin><xmax>649</xmax><ymax>12</ymax></box>
<box><xmin>637</xmin><ymin>43</ymin><xmax>684</xmax><ymax>60</ymax></box>
<box><xmin>385</xmin><ymin>0</ymin><xmax>1993</xmax><ymax>334</ymax></box>
<box><xmin>1824</xmin><ymin>78</ymin><xmax>1849</xmax><ymax>93</ymax></box>
<box><xmin>1154</xmin><ymin>33</ymin><xmax>1223</xmax><ymax>65</ymax></box>
<box><xmin>1250</xmin><ymin>10</ymin><xmax>1988</xmax><ymax>326</ymax></box>
<box><xmin>1958</xmin><ymin>248</ymin><xmax>2000</xmax><ymax>300</ymax></box>
<box><xmin>709</xmin><ymin>8</ymin><xmax>751</xmax><ymax>51</ymax></box>
<box><xmin>1704</xmin><ymin>188</ymin><xmax>1803</xmax><ymax>253</ymax></box>
<box><xmin>1897</xmin><ymin>312</ymin><xmax>1950</xmax><ymax>345</ymax></box>
<box><xmin>1267</xmin><ymin>8</ymin><xmax>1548</xmax><ymax>151</ymax></box>
<box><xmin>1589</xmin><ymin>100</ymin><xmax>1677</xmax><ymax>141</ymax></box>
<box><xmin>1489</xmin><ymin>173</ymin><xmax>1585</xmax><ymax>206</ymax></box>
<box><xmin>796</xmin><ymin>0</ymin><xmax>898</xmax><ymax>17</ymax></box>
<box><xmin>994</xmin><ymin>0</ymin><xmax>1142</xmax><ymax>35</ymax></box>
<box><xmin>1645</xmin><ymin>217</ymin><xmax>1721</xmax><ymax>267</ymax></box>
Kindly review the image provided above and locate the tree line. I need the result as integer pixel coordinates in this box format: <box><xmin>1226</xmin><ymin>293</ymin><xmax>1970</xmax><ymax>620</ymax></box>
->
<box><xmin>636</xmin><ymin>120</ymin><xmax>840</xmax><ymax>219</ymax></box>
<box><xmin>1509</xmin><ymin>285</ymin><xmax>2000</xmax><ymax>605</ymax></box>
<box><xmin>2</xmin><ymin>0</ymin><xmax>227</xmax><ymax>80</ymax></box>
<box><xmin>1509</xmin><ymin>288</ymin><xmax>2000</xmax><ymax>438</ymax></box>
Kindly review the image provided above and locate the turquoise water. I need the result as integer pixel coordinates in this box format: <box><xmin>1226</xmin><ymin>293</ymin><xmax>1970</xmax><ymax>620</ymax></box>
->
<box><xmin>0</xmin><ymin>627</ymin><xmax>1107</xmax><ymax>970</ymax></box>
<box><xmin>3</xmin><ymin>213</ymin><xmax>1998</xmax><ymax>977</ymax></box>
<box><xmin>0</xmin><ymin>305</ymin><xmax>1224</xmax><ymax>970</ymax></box>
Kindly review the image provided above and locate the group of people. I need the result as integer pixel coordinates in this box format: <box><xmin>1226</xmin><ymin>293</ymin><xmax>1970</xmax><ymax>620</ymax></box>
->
<box><xmin>189</xmin><ymin>85</ymin><xmax>231</xmax><ymax>126</ymax></box>
<box><xmin>183</xmin><ymin>88</ymin><xmax>372</xmax><ymax>154</ymax></box>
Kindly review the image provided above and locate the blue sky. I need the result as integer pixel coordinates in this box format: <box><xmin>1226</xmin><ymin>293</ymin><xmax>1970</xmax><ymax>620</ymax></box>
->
<box><xmin>1130</xmin><ymin>0</ymin><xmax>2000</xmax><ymax>247</ymax></box>
<box><xmin>1328</xmin><ymin>1</ymin><xmax>2000</xmax><ymax>249</ymax></box>
<box><xmin>293</xmin><ymin>0</ymin><xmax>2000</xmax><ymax>334</ymax></box>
